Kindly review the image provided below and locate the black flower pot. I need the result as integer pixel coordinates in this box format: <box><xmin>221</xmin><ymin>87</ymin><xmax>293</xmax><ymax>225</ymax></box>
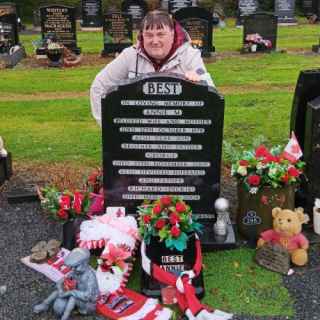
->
<box><xmin>141</xmin><ymin>233</ymin><xmax>205</xmax><ymax>300</ymax></box>
<box><xmin>46</xmin><ymin>48</ymin><xmax>63</xmax><ymax>62</ymax></box>
<box><xmin>62</xmin><ymin>217</ymin><xmax>85</xmax><ymax>250</ymax></box>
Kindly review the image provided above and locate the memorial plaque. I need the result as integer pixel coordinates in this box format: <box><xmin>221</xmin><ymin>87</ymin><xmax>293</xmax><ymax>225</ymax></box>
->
<box><xmin>275</xmin><ymin>0</ymin><xmax>296</xmax><ymax>24</ymax></box>
<box><xmin>121</xmin><ymin>0</ymin><xmax>147</xmax><ymax>29</ymax></box>
<box><xmin>40</xmin><ymin>5</ymin><xmax>81</xmax><ymax>54</ymax></box>
<box><xmin>243</xmin><ymin>13</ymin><xmax>278</xmax><ymax>51</ymax></box>
<box><xmin>237</xmin><ymin>0</ymin><xmax>259</xmax><ymax>25</ymax></box>
<box><xmin>0</xmin><ymin>2</ymin><xmax>18</xmax><ymax>45</ymax></box>
<box><xmin>168</xmin><ymin>0</ymin><xmax>192</xmax><ymax>14</ymax></box>
<box><xmin>304</xmin><ymin>96</ymin><xmax>320</xmax><ymax>214</ymax></box>
<box><xmin>81</xmin><ymin>0</ymin><xmax>103</xmax><ymax>28</ymax></box>
<box><xmin>255</xmin><ymin>243</ymin><xmax>290</xmax><ymax>275</ymax></box>
<box><xmin>102</xmin><ymin>73</ymin><xmax>224</xmax><ymax>223</ymax></box>
<box><xmin>174</xmin><ymin>6</ymin><xmax>214</xmax><ymax>57</ymax></box>
<box><xmin>101</xmin><ymin>12</ymin><xmax>133</xmax><ymax>56</ymax></box>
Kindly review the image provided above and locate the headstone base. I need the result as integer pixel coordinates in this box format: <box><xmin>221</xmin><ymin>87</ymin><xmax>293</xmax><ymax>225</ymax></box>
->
<box><xmin>312</xmin><ymin>45</ymin><xmax>320</xmax><ymax>53</ymax></box>
<box><xmin>199</xmin><ymin>223</ymin><xmax>237</xmax><ymax>251</ymax></box>
<box><xmin>0</xmin><ymin>47</ymin><xmax>26</xmax><ymax>68</ymax></box>
<box><xmin>6</xmin><ymin>184</ymin><xmax>39</xmax><ymax>204</ymax></box>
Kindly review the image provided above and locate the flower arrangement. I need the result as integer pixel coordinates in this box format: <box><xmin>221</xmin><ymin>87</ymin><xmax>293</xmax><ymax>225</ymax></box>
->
<box><xmin>137</xmin><ymin>196</ymin><xmax>202</xmax><ymax>251</ymax></box>
<box><xmin>244</xmin><ymin>33</ymin><xmax>272</xmax><ymax>52</ymax></box>
<box><xmin>40</xmin><ymin>186</ymin><xmax>90</xmax><ymax>222</ymax></box>
<box><xmin>226</xmin><ymin>137</ymin><xmax>305</xmax><ymax>194</ymax></box>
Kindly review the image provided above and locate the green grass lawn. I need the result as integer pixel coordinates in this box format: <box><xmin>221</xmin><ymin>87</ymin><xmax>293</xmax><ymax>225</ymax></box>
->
<box><xmin>2</xmin><ymin>22</ymin><xmax>320</xmax><ymax>317</ymax></box>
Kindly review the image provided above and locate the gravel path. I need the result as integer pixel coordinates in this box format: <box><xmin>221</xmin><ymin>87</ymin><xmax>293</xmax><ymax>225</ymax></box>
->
<box><xmin>1</xmin><ymin>179</ymin><xmax>320</xmax><ymax>320</ymax></box>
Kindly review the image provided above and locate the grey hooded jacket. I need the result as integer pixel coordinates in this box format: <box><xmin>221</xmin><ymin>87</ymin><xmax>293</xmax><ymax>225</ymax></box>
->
<box><xmin>90</xmin><ymin>42</ymin><xmax>214</xmax><ymax>126</ymax></box>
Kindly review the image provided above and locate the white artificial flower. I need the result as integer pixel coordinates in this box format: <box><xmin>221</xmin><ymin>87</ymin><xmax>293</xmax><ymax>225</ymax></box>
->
<box><xmin>249</xmin><ymin>187</ymin><xmax>258</xmax><ymax>194</ymax></box>
<box><xmin>268</xmin><ymin>167</ymin><xmax>277</xmax><ymax>176</ymax></box>
<box><xmin>315</xmin><ymin>198</ymin><xmax>320</xmax><ymax>209</ymax></box>
<box><xmin>237</xmin><ymin>166</ymin><xmax>247</xmax><ymax>176</ymax></box>
<box><xmin>256</xmin><ymin>162</ymin><xmax>265</xmax><ymax>170</ymax></box>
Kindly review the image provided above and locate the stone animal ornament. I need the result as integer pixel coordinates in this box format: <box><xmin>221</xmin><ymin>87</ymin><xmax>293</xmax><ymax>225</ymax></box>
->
<box><xmin>257</xmin><ymin>207</ymin><xmax>309</xmax><ymax>266</ymax></box>
<box><xmin>33</xmin><ymin>248</ymin><xmax>99</xmax><ymax>320</ymax></box>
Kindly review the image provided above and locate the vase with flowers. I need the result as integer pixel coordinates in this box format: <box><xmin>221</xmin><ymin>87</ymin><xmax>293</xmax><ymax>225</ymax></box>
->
<box><xmin>39</xmin><ymin>186</ymin><xmax>90</xmax><ymax>249</ymax></box>
<box><xmin>225</xmin><ymin>135</ymin><xmax>305</xmax><ymax>240</ymax></box>
<box><xmin>138</xmin><ymin>195</ymin><xmax>205</xmax><ymax>299</ymax></box>
<box><xmin>244</xmin><ymin>33</ymin><xmax>272</xmax><ymax>53</ymax></box>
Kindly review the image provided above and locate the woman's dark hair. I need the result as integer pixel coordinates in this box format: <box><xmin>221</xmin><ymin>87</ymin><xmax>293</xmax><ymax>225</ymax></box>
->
<box><xmin>140</xmin><ymin>10</ymin><xmax>174</xmax><ymax>31</ymax></box>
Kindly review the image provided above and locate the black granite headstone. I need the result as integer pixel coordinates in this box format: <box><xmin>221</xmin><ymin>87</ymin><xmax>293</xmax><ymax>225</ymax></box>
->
<box><xmin>237</xmin><ymin>0</ymin><xmax>259</xmax><ymax>25</ymax></box>
<box><xmin>0</xmin><ymin>21</ymin><xmax>14</xmax><ymax>53</ymax></box>
<box><xmin>101</xmin><ymin>12</ymin><xmax>133</xmax><ymax>56</ymax></box>
<box><xmin>33</xmin><ymin>9</ymin><xmax>41</xmax><ymax>30</ymax></box>
<box><xmin>243</xmin><ymin>13</ymin><xmax>278</xmax><ymax>51</ymax></box>
<box><xmin>290</xmin><ymin>69</ymin><xmax>320</xmax><ymax>152</ymax></box>
<box><xmin>40</xmin><ymin>5</ymin><xmax>81</xmax><ymax>54</ymax></box>
<box><xmin>121</xmin><ymin>0</ymin><xmax>147</xmax><ymax>29</ymax></box>
<box><xmin>275</xmin><ymin>0</ymin><xmax>296</xmax><ymax>24</ymax></box>
<box><xmin>102</xmin><ymin>73</ymin><xmax>224</xmax><ymax>222</ymax></box>
<box><xmin>304</xmin><ymin>96</ymin><xmax>320</xmax><ymax>214</ymax></box>
<box><xmin>0</xmin><ymin>2</ymin><xmax>18</xmax><ymax>45</ymax></box>
<box><xmin>174</xmin><ymin>6</ymin><xmax>214</xmax><ymax>57</ymax></box>
<box><xmin>81</xmin><ymin>0</ymin><xmax>103</xmax><ymax>28</ymax></box>
<box><xmin>168</xmin><ymin>0</ymin><xmax>192</xmax><ymax>14</ymax></box>
<box><xmin>302</xmin><ymin>0</ymin><xmax>315</xmax><ymax>16</ymax></box>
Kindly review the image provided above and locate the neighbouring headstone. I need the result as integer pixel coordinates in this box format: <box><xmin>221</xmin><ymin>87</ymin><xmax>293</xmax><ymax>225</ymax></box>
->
<box><xmin>275</xmin><ymin>0</ymin><xmax>297</xmax><ymax>24</ymax></box>
<box><xmin>302</xmin><ymin>0</ymin><xmax>314</xmax><ymax>17</ymax></box>
<box><xmin>101</xmin><ymin>73</ymin><xmax>236</xmax><ymax>251</ymax></box>
<box><xmin>121</xmin><ymin>0</ymin><xmax>147</xmax><ymax>29</ymax></box>
<box><xmin>242</xmin><ymin>13</ymin><xmax>278</xmax><ymax>52</ymax></box>
<box><xmin>33</xmin><ymin>9</ymin><xmax>41</xmax><ymax>31</ymax></box>
<box><xmin>255</xmin><ymin>243</ymin><xmax>290</xmax><ymax>275</ymax></box>
<box><xmin>39</xmin><ymin>5</ymin><xmax>81</xmax><ymax>55</ymax></box>
<box><xmin>168</xmin><ymin>0</ymin><xmax>192</xmax><ymax>14</ymax></box>
<box><xmin>0</xmin><ymin>2</ymin><xmax>18</xmax><ymax>45</ymax></box>
<box><xmin>174</xmin><ymin>6</ymin><xmax>214</xmax><ymax>57</ymax></box>
<box><xmin>237</xmin><ymin>0</ymin><xmax>259</xmax><ymax>25</ymax></box>
<box><xmin>101</xmin><ymin>12</ymin><xmax>133</xmax><ymax>56</ymax></box>
<box><xmin>81</xmin><ymin>0</ymin><xmax>103</xmax><ymax>29</ymax></box>
<box><xmin>304</xmin><ymin>96</ymin><xmax>320</xmax><ymax>214</ymax></box>
<box><xmin>160</xmin><ymin>0</ymin><xmax>169</xmax><ymax>11</ymax></box>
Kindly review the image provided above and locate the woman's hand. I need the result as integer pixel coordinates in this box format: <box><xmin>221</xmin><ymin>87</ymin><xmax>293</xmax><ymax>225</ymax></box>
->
<box><xmin>185</xmin><ymin>70</ymin><xmax>201</xmax><ymax>82</ymax></box>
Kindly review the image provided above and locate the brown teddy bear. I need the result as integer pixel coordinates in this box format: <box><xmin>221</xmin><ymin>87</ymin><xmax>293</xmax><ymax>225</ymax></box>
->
<box><xmin>257</xmin><ymin>207</ymin><xmax>309</xmax><ymax>266</ymax></box>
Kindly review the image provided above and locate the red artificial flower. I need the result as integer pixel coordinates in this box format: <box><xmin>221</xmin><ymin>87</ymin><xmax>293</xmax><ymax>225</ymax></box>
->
<box><xmin>247</xmin><ymin>175</ymin><xmax>261</xmax><ymax>186</ymax></box>
<box><xmin>281</xmin><ymin>173</ymin><xmax>290</xmax><ymax>183</ymax></box>
<box><xmin>143</xmin><ymin>215</ymin><xmax>151</xmax><ymax>224</ymax></box>
<box><xmin>169</xmin><ymin>212</ymin><xmax>181</xmax><ymax>225</ymax></box>
<box><xmin>262</xmin><ymin>154</ymin><xmax>278</xmax><ymax>164</ymax></box>
<box><xmin>160</xmin><ymin>196</ymin><xmax>172</xmax><ymax>207</ymax></box>
<box><xmin>239</xmin><ymin>160</ymin><xmax>249</xmax><ymax>166</ymax></box>
<box><xmin>63</xmin><ymin>278</ymin><xmax>77</xmax><ymax>291</ymax></box>
<box><xmin>57</xmin><ymin>209</ymin><xmax>68</xmax><ymax>220</ymax></box>
<box><xmin>153</xmin><ymin>204</ymin><xmax>162</xmax><ymax>215</ymax></box>
<box><xmin>175</xmin><ymin>202</ymin><xmax>186</xmax><ymax>213</ymax></box>
<box><xmin>288</xmin><ymin>167</ymin><xmax>300</xmax><ymax>177</ymax></box>
<box><xmin>155</xmin><ymin>219</ymin><xmax>167</xmax><ymax>229</ymax></box>
<box><xmin>170</xmin><ymin>225</ymin><xmax>181</xmax><ymax>238</ymax></box>
<box><xmin>261</xmin><ymin>195</ymin><xmax>268</xmax><ymax>205</ymax></box>
<box><xmin>59</xmin><ymin>194</ymin><xmax>71</xmax><ymax>210</ymax></box>
<box><xmin>72</xmin><ymin>192</ymin><xmax>84</xmax><ymax>214</ymax></box>
<box><xmin>255</xmin><ymin>145</ymin><xmax>271</xmax><ymax>158</ymax></box>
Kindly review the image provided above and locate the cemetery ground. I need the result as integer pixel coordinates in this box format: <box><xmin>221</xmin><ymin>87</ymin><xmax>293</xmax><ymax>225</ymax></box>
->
<box><xmin>1</xmin><ymin>19</ymin><xmax>320</xmax><ymax>319</ymax></box>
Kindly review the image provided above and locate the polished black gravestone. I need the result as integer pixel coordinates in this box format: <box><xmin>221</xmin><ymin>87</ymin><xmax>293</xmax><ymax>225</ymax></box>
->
<box><xmin>304</xmin><ymin>96</ymin><xmax>320</xmax><ymax>215</ymax></box>
<box><xmin>242</xmin><ymin>13</ymin><xmax>278</xmax><ymax>52</ymax></box>
<box><xmin>0</xmin><ymin>2</ymin><xmax>18</xmax><ymax>45</ymax></box>
<box><xmin>174</xmin><ymin>6</ymin><xmax>214</xmax><ymax>57</ymax></box>
<box><xmin>275</xmin><ymin>0</ymin><xmax>297</xmax><ymax>24</ymax></box>
<box><xmin>81</xmin><ymin>0</ymin><xmax>103</xmax><ymax>28</ymax></box>
<box><xmin>121</xmin><ymin>0</ymin><xmax>147</xmax><ymax>29</ymax></box>
<box><xmin>168</xmin><ymin>0</ymin><xmax>192</xmax><ymax>14</ymax></box>
<box><xmin>39</xmin><ymin>5</ymin><xmax>81</xmax><ymax>55</ymax></box>
<box><xmin>237</xmin><ymin>0</ymin><xmax>259</xmax><ymax>25</ymax></box>
<box><xmin>101</xmin><ymin>73</ymin><xmax>236</xmax><ymax>251</ymax></box>
<box><xmin>101</xmin><ymin>12</ymin><xmax>133</xmax><ymax>56</ymax></box>
<box><xmin>33</xmin><ymin>9</ymin><xmax>41</xmax><ymax>31</ymax></box>
<box><xmin>302</xmin><ymin>0</ymin><xmax>315</xmax><ymax>17</ymax></box>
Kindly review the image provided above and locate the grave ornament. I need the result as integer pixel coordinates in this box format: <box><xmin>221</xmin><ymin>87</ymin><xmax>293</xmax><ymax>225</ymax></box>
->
<box><xmin>33</xmin><ymin>248</ymin><xmax>99</xmax><ymax>320</ymax></box>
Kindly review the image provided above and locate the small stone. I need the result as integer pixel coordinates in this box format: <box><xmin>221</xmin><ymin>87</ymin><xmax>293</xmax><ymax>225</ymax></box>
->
<box><xmin>0</xmin><ymin>285</ymin><xmax>7</xmax><ymax>295</ymax></box>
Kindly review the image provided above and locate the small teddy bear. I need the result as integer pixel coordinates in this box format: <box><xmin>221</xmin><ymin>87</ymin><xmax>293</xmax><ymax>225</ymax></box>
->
<box><xmin>257</xmin><ymin>207</ymin><xmax>309</xmax><ymax>266</ymax></box>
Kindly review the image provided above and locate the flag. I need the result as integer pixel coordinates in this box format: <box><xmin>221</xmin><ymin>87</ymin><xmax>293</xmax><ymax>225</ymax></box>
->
<box><xmin>282</xmin><ymin>131</ymin><xmax>303</xmax><ymax>162</ymax></box>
